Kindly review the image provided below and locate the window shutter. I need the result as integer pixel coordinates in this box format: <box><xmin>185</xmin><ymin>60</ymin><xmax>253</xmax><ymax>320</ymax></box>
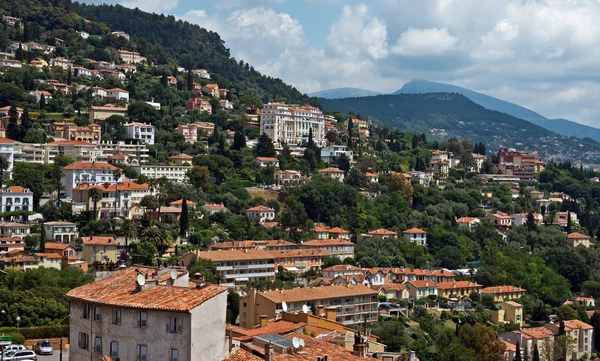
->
<box><xmin>166</xmin><ymin>322</ymin><xmax>170</xmax><ymax>332</ymax></box>
<box><xmin>178</xmin><ymin>318</ymin><xmax>183</xmax><ymax>333</ymax></box>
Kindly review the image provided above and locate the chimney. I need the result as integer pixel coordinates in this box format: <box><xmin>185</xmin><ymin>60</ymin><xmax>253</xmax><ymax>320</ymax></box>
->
<box><xmin>323</xmin><ymin>355</ymin><xmax>328</xmax><ymax>361</ymax></box>
<box><xmin>259</xmin><ymin>315</ymin><xmax>268</xmax><ymax>328</ymax></box>
<box><xmin>228</xmin><ymin>327</ymin><xmax>233</xmax><ymax>353</ymax></box>
<box><xmin>317</xmin><ymin>305</ymin><xmax>325</xmax><ymax>317</ymax></box>
<box><xmin>193</xmin><ymin>273</ymin><xmax>209</xmax><ymax>289</ymax></box>
<box><xmin>264</xmin><ymin>342</ymin><xmax>274</xmax><ymax>361</ymax></box>
<box><xmin>352</xmin><ymin>333</ymin><xmax>366</xmax><ymax>358</ymax></box>
<box><xmin>409</xmin><ymin>351</ymin><xmax>415</xmax><ymax>361</ymax></box>
<box><xmin>325</xmin><ymin>307</ymin><xmax>336</xmax><ymax>321</ymax></box>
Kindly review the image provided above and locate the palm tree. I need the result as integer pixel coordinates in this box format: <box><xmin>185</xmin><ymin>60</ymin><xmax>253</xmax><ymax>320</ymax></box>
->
<box><xmin>88</xmin><ymin>187</ymin><xmax>103</xmax><ymax>220</ymax></box>
<box><xmin>156</xmin><ymin>191</ymin><xmax>169</xmax><ymax>222</ymax></box>
<box><xmin>112</xmin><ymin>169</ymin><xmax>123</xmax><ymax>218</ymax></box>
<box><xmin>116</xmin><ymin>217</ymin><xmax>137</xmax><ymax>256</ymax></box>
<box><xmin>0</xmin><ymin>156</ymin><xmax>9</xmax><ymax>190</ymax></box>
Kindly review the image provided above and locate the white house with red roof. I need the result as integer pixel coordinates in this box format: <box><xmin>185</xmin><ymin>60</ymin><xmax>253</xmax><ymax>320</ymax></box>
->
<box><xmin>403</xmin><ymin>228</ymin><xmax>428</xmax><ymax>246</ymax></box>
<box><xmin>456</xmin><ymin>217</ymin><xmax>481</xmax><ymax>229</ymax></box>
<box><xmin>247</xmin><ymin>205</ymin><xmax>275</xmax><ymax>223</ymax></box>
<box><xmin>0</xmin><ymin>186</ymin><xmax>33</xmax><ymax>212</ymax></box>
<box><xmin>358</xmin><ymin>228</ymin><xmax>398</xmax><ymax>242</ymax></box>
<box><xmin>256</xmin><ymin>157</ymin><xmax>279</xmax><ymax>168</ymax></box>
<box><xmin>567</xmin><ymin>232</ymin><xmax>593</xmax><ymax>248</ymax></box>
<box><xmin>202</xmin><ymin>203</ymin><xmax>228</xmax><ymax>216</ymax></box>
<box><xmin>105</xmin><ymin>88</ymin><xmax>129</xmax><ymax>102</ymax></box>
<box><xmin>62</xmin><ymin>162</ymin><xmax>122</xmax><ymax>197</ymax></box>
<box><xmin>0</xmin><ymin>137</ymin><xmax>17</xmax><ymax>176</ymax></box>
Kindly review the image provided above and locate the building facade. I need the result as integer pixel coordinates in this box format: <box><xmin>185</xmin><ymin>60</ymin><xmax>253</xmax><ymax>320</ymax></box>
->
<box><xmin>124</xmin><ymin>122</ymin><xmax>155</xmax><ymax>145</ymax></box>
<box><xmin>260</xmin><ymin>103</ymin><xmax>326</xmax><ymax>147</ymax></box>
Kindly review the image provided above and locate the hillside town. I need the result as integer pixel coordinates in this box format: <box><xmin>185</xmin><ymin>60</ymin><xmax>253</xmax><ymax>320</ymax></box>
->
<box><xmin>2</xmin><ymin>2</ymin><xmax>600</xmax><ymax>361</ymax></box>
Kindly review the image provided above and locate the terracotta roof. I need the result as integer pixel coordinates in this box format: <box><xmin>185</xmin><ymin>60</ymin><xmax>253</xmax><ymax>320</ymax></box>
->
<box><xmin>258</xmin><ymin>284</ymin><xmax>377</xmax><ymax>303</ymax></box>
<box><xmin>67</xmin><ymin>267</ymin><xmax>227</xmax><ymax>311</ymax></box>
<box><xmin>90</xmin><ymin>105</ymin><xmax>127</xmax><ymax>111</ymax></box>
<box><xmin>203</xmin><ymin>203</ymin><xmax>228</xmax><ymax>211</ymax></box>
<box><xmin>481</xmin><ymin>285</ymin><xmax>526</xmax><ymax>294</ymax></box>
<box><xmin>0</xmin><ymin>137</ymin><xmax>17</xmax><ymax>144</ymax></box>
<box><xmin>436</xmin><ymin>281</ymin><xmax>482</xmax><ymax>290</ymax></box>
<box><xmin>1</xmin><ymin>186</ymin><xmax>28</xmax><ymax>193</ymax></box>
<box><xmin>379</xmin><ymin>283</ymin><xmax>406</xmax><ymax>291</ymax></box>
<box><xmin>44</xmin><ymin>221</ymin><xmax>76</xmax><ymax>226</ymax></box>
<box><xmin>169</xmin><ymin>153</ymin><xmax>193</xmax><ymax>160</ymax></box>
<box><xmin>247</xmin><ymin>205</ymin><xmax>275</xmax><ymax>212</ymax></box>
<box><xmin>521</xmin><ymin>327</ymin><xmax>555</xmax><ymax>339</ymax></box>
<box><xmin>269</xmin><ymin>249</ymin><xmax>329</xmax><ymax>258</ymax></box>
<box><xmin>256</xmin><ymin>157</ymin><xmax>279</xmax><ymax>162</ymax></box>
<box><xmin>364</xmin><ymin>172</ymin><xmax>377</xmax><ymax>177</ymax></box>
<box><xmin>502</xmin><ymin>340</ymin><xmax>516</xmax><ymax>352</ymax></box>
<box><xmin>44</xmin><ymin>242</ymin><xmax>74</xmax><ymax>250</ymax></box>
<box><xmin>564</xmin><ymin>319</ymin><xmax>594</xmax><ymax>330</ymax></box>
<box><xmin>72</xmin><ymin>182</ymin><xmax>148</xmax><ymax>192</ymax></box>
<box><xmin>366</xmin><ymin>228</ymin><xmax>397</xmax><ymax>236</ymax></box>
<box><xmin>170</xmin><ymin>199</ymin><xmax>197</xmax><ymax>206</ymax></box>
<box><xmin>223</xmin><ymin>348</ymin><xmax>262</xmax><ymax>361</ymax></box>
<box><xmin>36</xmin><ymin>253</ymin><xmax>62</xmax><ymax>259</ymax></box>
<box><xmin>227</xmin><ymin>320</ymin><xmax>305</xmax><ymax>341</ymax></box>
<box><xmin>322</xmin><ymin>265</ymin><xmax>360</xmax><ymax>272</ymax></box>
<box><xmin>210</xmin><ymin>240</ymin><xmax>295</xmax><ymax>250</ymax></box>
<box><xmin>82</xmin><ymin>236</ymin><xmax>116</xmax><ymax>245</ymax></box>
<box><xmin>328</xmin><ymin>227</ymin><xmax>349</xmax><ymax>234</ymax></box>
<box><xmin>567</xmin><ymin>232</ymin><xmax>590</xmax><ymax>239</ymax></box>
<box><xmin>64</xmin><ymin>162</ymin><xmax>119</xmax><ymax>171</ymax></box>
<box><xmin>407</xmin><ymin>280</ymin><xmax>437</xmax><ymax>289</ymax></box>
<box><xmin>300</xmin><ymin>239</ymin><xmax>354</xmax><ymax>247</ymax></box>
<box><xmin>403</xmin><ymin>227</ymin><xmax>426</xmax><ymax>234</ymax></box>
<box><xmin>317</xmin><ymin>167</ymin><xmax>344</xmax><ymax>173</ymax></box>
<box><xmin>261</xmin><ymin>222</ymin><xmax>279</xmax><ymax>228</ymax></box>
<box><xmin>48</xmin><ymin>140</ymin><xmax>95</xmax><ymax>146</ymax></box>
<box><xmin>456</xmin><ymin>217</ymin><xmax>478</xmax><ymax>223</ymax></box>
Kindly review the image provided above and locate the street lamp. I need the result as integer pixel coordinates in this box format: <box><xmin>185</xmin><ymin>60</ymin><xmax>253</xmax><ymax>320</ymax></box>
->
<box><xmin>15</xmin><ymin>316</ymin><xmax>20</xmax><ymax>334</ymax></box>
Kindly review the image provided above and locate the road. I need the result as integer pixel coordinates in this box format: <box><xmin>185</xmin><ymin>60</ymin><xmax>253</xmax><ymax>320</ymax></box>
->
<box><xmin>35</xmin><ymin>350</ymin><xmax>69</xmax><ymax>361</ymax></box>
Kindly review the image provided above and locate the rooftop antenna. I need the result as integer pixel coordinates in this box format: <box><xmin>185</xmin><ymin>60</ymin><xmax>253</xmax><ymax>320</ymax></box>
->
<box><xmin>282</xmin><ymin>301</ymin><xmax>288</xmax><ymax>312</ymax></box>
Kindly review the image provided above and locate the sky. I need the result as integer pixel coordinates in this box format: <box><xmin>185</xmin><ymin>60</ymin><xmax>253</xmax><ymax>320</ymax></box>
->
<box><xmin>79</xmin><ymin>0</ymin><xmax>600</xmax><ymax>127</ymax></box>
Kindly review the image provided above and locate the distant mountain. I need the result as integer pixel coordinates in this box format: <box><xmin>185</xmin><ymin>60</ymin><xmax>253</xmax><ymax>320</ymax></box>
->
<box><xmin>395</xmin><ymin>79</ymin><xmax>600</xmax><ymax>142</ymax></box>
<box><xmin>319</xmin><ymin>93</ymin><xmax>600</xmax><ymax>164</ymax></box>
<box><xmin>309</xmin><ymin>87</ymin><xmax>381</xmax><ymax>99</ymax></box>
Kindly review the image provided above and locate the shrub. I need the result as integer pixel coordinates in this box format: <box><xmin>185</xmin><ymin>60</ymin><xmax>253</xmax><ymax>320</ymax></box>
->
<box><xmin>0</xmin><ymin>325</ymin><xmax>69</xmax><ymax>340</ymax></box>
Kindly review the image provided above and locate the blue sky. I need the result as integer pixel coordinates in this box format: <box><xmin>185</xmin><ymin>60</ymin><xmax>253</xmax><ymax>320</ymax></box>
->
<box><xmin>79</xmin><ymin>0</ymin><xmax>600</xmax><ymax>127</ymax></box>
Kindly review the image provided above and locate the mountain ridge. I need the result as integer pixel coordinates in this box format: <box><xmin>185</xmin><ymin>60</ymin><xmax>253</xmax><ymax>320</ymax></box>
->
<box><xmin>308</xmin><ymin>87</ymin><xmax>381</xmax><ymax>99</ymax></box>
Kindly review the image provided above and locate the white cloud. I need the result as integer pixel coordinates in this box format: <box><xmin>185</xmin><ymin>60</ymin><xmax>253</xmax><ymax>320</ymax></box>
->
<box><xmin>391</xmin><ymin>27</ymin><xmax>457</xmax><ymax>56</ymax></box>
<box><xmin>327</xmin><ymin>4</ymin><xmax>388</xmax><ymax>60</ymax></box>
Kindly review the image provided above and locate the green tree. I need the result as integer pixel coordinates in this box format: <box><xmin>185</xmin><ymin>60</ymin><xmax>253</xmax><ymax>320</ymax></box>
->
<box><xmin>566</xmin><ymin>211</ymin><xmax>572</xmax><ymax>233</ymax></box>
<box><xmin>88</xmin><ymin>187</ymin><xmax>103</xmax><ymax>220</ymax></box>
<box><xmin>458</xmin><ymin>323</ymin><xmax>505</xmax><ymax>361</ymax></box>
<box><xmin>232</xmin><ymin>129</ymin><xmax>246</xmax><ymax>150</ymax></box>
<box><xmin>0</xmin><ymin>156</ymin><xmax>9</xmax><ymax>190</ymax></box>
<box><xmin>116</xmin><ymin>218</ymin><xmax>137</xmax><ymax>256</ymax></box>
<box><xmin>6</xmin><ymin>105</ymin><xmax>19</xmax><ymax>140</ymax></box>
<box><xmin>515</xmin><ymin>340</ymin><xmax>522</xmax><ymax>361</ymax></box>
<box><xmin>347</xmin><ymin>118</ymin><xmax>353</xmax><ymax>148</ymax></box>
<box><xmin>254</xmin><ymin>133</ymin><xmax>277</xmax><ymax>157</ymax></box>
<box><xmin>128</xmin><ymin>102</ymin><xmax>160</xmax><ymax>125</ymax></box>
<box><xmin>280</xmin><ymin>195</ymin><xmax>309</xmax><ymax>241</ymax></box>
<box><xmin>590</xmin><ymin>312</ymin><xmax>600</xmax><ymax>352</ymax></box>
<box><xmin>179</xmin><ymin>197</ymin><xmax>189</xmax><ymax>237</ymax></box>
<box><xmin>133</xmin><ymin>242</ymin><xmax>158</xmax><ymax>265</ymax></box>
<box><xmin>185</xmin><ymin>165</ymin><xmax>211</xmax><ymax>192</ymax></box>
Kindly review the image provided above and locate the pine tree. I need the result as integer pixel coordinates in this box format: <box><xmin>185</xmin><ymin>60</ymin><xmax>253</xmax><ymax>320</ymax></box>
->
<box><xmin>566</xmin><ymin>211</ymin><xmax>572</xmax><ymax>233</ymax></box>
<box><xmin>19</xmin><ymin>107</ymin><xmax>31</xmax><ymax>141</ymax></box>
<box><xmin>254</xmin><ymin>133</ymin><xmax>276</xmax><ymax>157</ymax></box>
<box><xmin>179</xmin><ymin>197</ymin><xmax>189</xmax><ymax>237</ymax></box>
<box><xmin>232</xmin><ymin>129</ymin><xmax>246</xmax><ymax>151</ymax></box>
<box><xmin>515</xmin><ymin>340</ymin><xmax>522</xmax><ymax>361</ymax></box>
<box><xmin>6</xmin><ymin>105</ymin><xmax>19</xmax><ymax>140</ymax></box>
<box><xmin>526</xmin><ymin>212</ymin><xmax>537</xmax><ymax>231</ymax></box>
<box><xmin>532</xmin><ymin>343</ymin><xmax>540</xmax><ymax>361</ymax></box>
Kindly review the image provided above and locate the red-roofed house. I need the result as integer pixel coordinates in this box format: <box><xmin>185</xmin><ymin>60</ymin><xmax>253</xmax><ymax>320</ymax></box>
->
<box><xmin>403</xmin><ymin>228</ymin><xmax>428</xmax><ymax>246</ymax></box>
<box><xmin>81</xmin><ymin>236</ymin><xmax>118</xmax><ymax>263</ymax></box>
<box><xmin>247</xmin><ymin>206</ymin><xmax>275</xmax><ymax>224</ymax></box>
<box><xmin>202</xmin><ymin>203</ymin><xmax>228</xmax><ymax>215</ymax></box>
<box><xmin>456</xmin><ymin>217</ymin><xmax>481</xmax><ymax>229</ymax></box>
<box><xmin>358</xmin><ymin>228</ymin><xmax>398</xmax><ymax>242</ymax></box>
<box><xmin>404</xmin><ymin>280</ymin><xmax>438</xmax><ymax>300</ymax></box>
<box><xmin>567</xmin><ymin>232</ymin><xmax>592</xmax><ymax>248</ymax></box>
<box><xmin>0</xmin><ymin>186</ymin><xmax>33</xmax><ymax>212</ymax></box>
<box><xmin>481</xmin><ymin>285</ymin><xmax>526</xmax><ymax>302</ymax></box>
<box><xmin>63</xmin><ymin>162</ymin><xmax>121</xmax><ymax>197</ymax></box>
<box><xmin>256</xmin><ymin>157</ymin><xmax>279</xmax><ymax>168</ymax></box>
<box><xmin>299</xmin><ymin>239</ymin><xmax>354</xmax><ymax>260</ymax></box>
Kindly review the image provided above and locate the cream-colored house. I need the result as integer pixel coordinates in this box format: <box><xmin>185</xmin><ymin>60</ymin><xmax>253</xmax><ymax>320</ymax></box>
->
<box><xmin>81</xmin><ymin>236</ymin><xmax>118</xmax><ymax>264</ymax></box>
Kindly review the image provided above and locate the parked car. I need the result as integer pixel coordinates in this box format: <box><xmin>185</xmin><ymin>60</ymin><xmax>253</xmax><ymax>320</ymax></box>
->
<box><xmin>34</xmin><ymin>341</ymin><xmax>53</xmax><ymax>355</ymax></box>
<box><xmin>3</xmin><ymin>345</ymin><xmax>26</xmax><ymax>354</ymax></box>
<box><xmin>5</xmin><ymin>350</ymin><xmax>37</xmax><ymax>360</ymax></box>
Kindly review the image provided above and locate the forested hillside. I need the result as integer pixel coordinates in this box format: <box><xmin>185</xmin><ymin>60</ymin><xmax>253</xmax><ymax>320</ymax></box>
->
<box><xmin>320</xmin><ymin>93</ymin><xmax>600</xmax><ymax>164</ymax></box>
<box><xmin>0</xmin><ymin>0</ymin><xmax>315</xmax><ymax>104</ymax></box>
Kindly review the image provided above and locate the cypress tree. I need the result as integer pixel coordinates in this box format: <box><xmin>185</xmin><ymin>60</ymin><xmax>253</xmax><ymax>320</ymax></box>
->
<box><xmin>559</xmin><ymin>319</ymin><xmax>565</xmax><ymax>336</ymax></box>
<box><xmin>566</xmin><ymin>211</ymin><xmax>572</xmax><ymax>233</ymax></box>
<box><xmin>347</xmin><ymin>118</ymin><xmax>353</xmax><ymax>148</ymax></box>
<box><xmin>515</xmin><ymin>340</ymin><xmax>522</xmax><ymax>361</ymax></box>
<box><xmin>39</xmin><ymin>93</ymin><xmax>45</xmax><ymax>110</ymax></box>
<box><xmin>532</xmin><ymin>343</ymin><xmax>540</xmax><ymax>361</ymax></box>
<box><xmin>6</xmin><ymin>105</ymin><xmax>19</xmax><ymax>140</ymax></box>
<box><xmin>179</xmin><ymin>197</ymin><xmax>189</xmax><ymax>237</ymax></box>
<box><xmin>67</xmin><ymin>66</ymin><xmax>72</xmax><ymax>85</ymax></box>
<box><xmin>232</xmin><ymin>129</ymin><xmax>246</xmax><ymax>151</ymax></box>
<box><xmin>20</xmin><ymin>107</ymin><xmax>31</xmax><ymax>141</ymax></box>
<box><xmin>307</xmin><ymin>127</ymin><xmax>314</xmax><ymax>147</ymax></box>
<box><xmin>187</xmin><ymin>70</ymin><xmax>193</xmax><ymax>91</ymax></box>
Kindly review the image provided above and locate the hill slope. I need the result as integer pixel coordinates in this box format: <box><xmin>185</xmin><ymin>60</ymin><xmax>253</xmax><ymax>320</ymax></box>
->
<box><xmin>309</xmin><ymin>87</ymin><xmax>381</xmax><ymax>99</ymax></box>
<box><xmin>395</xmin><ymin>79</ymin><xmax>600</xmax><ymax>142</ymax></box>
<box><xmin>320</xmin><ymin>93</ymin><xmax>600</xmax><ymax>164</ymax></box>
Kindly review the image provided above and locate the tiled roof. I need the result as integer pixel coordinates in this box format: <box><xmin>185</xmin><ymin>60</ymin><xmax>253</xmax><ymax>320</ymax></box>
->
<box><xmin>44</xmin><ymin>221</ymin><xmax>76</xmax><ymax>226</ymax></box>
<box><xmin>258</xmin><ymin>284</ymin><xmax>377</xmax><ymax>303</ymax></box>
<box><xmin>436</xmin><ymin>281</ymin><xmax>482</xmax><ymax>290</ymax></box>
<box><xmin>456</xmin><ymin>217</ymin><xmax>479</xmax><ymax>223</ymax></box>
<box><xmin>36</xmin><ymin>253</ymin><xmax>62</xmax><ymax>259</ymax></box>
<box><xmin>403</xmin><ymin>227</ymin><xmax>426</xmax><ymax>234</ymax></box>
<box><xmin>223</xmin><ymin>348</ymin><xmax>262</xmax><ymax>361</ymax></box>
<box><xmin>564</xmin><ymin>319</ymin><xmax>594</xmax><ymax>330</ymax></box>
<box><xmin>66</xmin><ymin>267</ymin><xmax>227</xmax><ymax>311</ymax></box>
<box><xmin>379</xmin><ymin>283</ymin><xmax>406</xmax><ymax>291</ymax></box>
<box><xmin>247</xmin><ymin>205</ymin><xmax>275</xmax><ymax>212</ymax></box>
<box><xmin>72</xmin><ymin>182</ymin><xmax>148</xmax><ymax>192</ymax></box>
<box><xmin>322</xmin><ymin>265</ymin><xmax>360</xmax><ymax>272</ymax></box>
<box><xmin>227</xmin><ymin>320</ymin><xmax>305</xmax><ymax>340</ymax></box>
<box><xmin>1</xmin><ymin>186</ymin><xmax>28</xmax><ymax>193</ymax></box>
<box><xmin>269</xmin><ymin>249</ymin><xmax>329</xmax><ymax>258</ymax></box>
<box><xmin>521</xmin><ymin>327</ymin><xmax>555</xmax><ymax>339</ymax></box>
<box><xmin>82</xmin><ymin>236</ymin><xmax>116</xmax><ymax>245</ymax></box>
<box><xmin>44</xmin><ymin>242</ymin><xmax>74</xmax><ymax>250</ymax></box>
<box><xmin>328</xmin><ymin>227</ymin><xmax>349</xmax><ymax>234</ymax></box>
<box><xmin>169</xmin><ymin>153</ymin><xmax>193</xmax><ymax>159</ymax></box>
<box><xmin>0</xmin><ymin>137</ymin><xmax>17</xmax><ymax>144</ymax></box>
<box><xmin>366</xmin><ymin>228</ymin><xmax>397</xmax><ymax>236</ymax></box>
<box><xmin>407</xmin><ymin>280</ymin><xmax>437</xmax><ymax>289</ymax></box>
<box><xmin>170</xmin><ymin>199</ymin><xmax>197</xmax><ymax>206</ymax></box>
<box><xmin>261</xmin><ymin>222</ymin><xmax>279</xmax><ymax>228</ymax></box>
<box><xmin>64</xmin><ymin>162</ymin><xmax>118</xmax><ymax>171</ymax></box>
<box><xmin>567</xmin><ymin>232</ymin><xmax>590</xmax><ymax>239</ymax></box>
<box><xmin>48</xmin><ymin>140</ymin><xmax>95</xmax><ymax>146</ymax></box>
<box><xmin>481</xmin><ymin>285</ymin><xmax>526</xmax><ymax>294</ymax></box>
<box><xmin>256</xmin><ymin>157</ymin><xmax>279</xmax><ymax>162</ymax></box>
<box><xmin>203</xmin><ymin>203</ymin><xmax>228</xmax><ymax>211</ymax></box>
<box><xmin>195</xmin><ymin>249</ymin><xmax>275</xmax><ymax>262</ymax></box>
<box><xmin>0</xmin><ymin>222</ymin><xmax>28</xmax><ymax>228</ymax></box>
<box><xmin>211</xmin><ymin>240</ymin><xmax>295</xmax><ymax>249</ymax></box>
<box><xmin>317</xmin><ymin>167</ymin><xmax>344</xmax><ymax>173</ymax></box>
<box><xmin>300</xmin><ymin>239</ymin><xmax>354</xmax><ymax>247</ymax></box>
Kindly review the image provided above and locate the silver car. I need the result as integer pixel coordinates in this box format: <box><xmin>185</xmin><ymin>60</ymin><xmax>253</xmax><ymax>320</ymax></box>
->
<box><xmin>5</xmin><ymin>350</ymin><xmax>37</xmax><ymax>360</ymax></box>
<box><xmin>34</xmin><ymin>341</ymin><xmax>53</xmax><ymax>355</ymax></box>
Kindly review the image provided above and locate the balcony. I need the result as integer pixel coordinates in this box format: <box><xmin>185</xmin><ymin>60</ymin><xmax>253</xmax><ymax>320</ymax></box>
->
<box><xmin>224</xmin><ymin>271</ymin><xmax>274</xmax><ymax>279</ymax></box>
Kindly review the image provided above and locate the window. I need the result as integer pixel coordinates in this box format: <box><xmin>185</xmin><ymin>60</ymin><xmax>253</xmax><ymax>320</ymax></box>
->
<box><xmin>170</xmin><ymin>349</ymin><xmax>179</xmax><ymax>361</ymax></box>
<box><xmin>110</xmin><ymin>341</ymin><xmax>118</xmax><ymax>359</ymax></box>
<box><xmin>138</xmin><ymin>312</ymin><xmax>148</xmax><ymax>328</ymax></box>
<box><xmin>138</xmin><ymin>345</ymin><xmax>147</xmax><ymax>361</ymax></box>
<box><xmin>82</xmin><ymin>303</ymin><xmax>90</xmax><ymax>319</ymax></box>
<box><xmin>112</xmin><ymin>309</ymin><xmax>121</xmax><ymax>325</ymax></box>
<box><xmin>78</xmin><ymin>333</ymin><xmax>88</xmax><ymax>350</ymax></box>
<box><xmin>243</xmin><ymin>302</ymin><xmax>247</xmax><ymax>308</ymax></box>
<box><xmin>94</xmin><ymin>337</ymin><xmax>102</xmax><ymax>353</ymax></box>
<box><xmin>167</xmin><ymin>317</ymin><xmax>183</xmax><ymax>333</ymax></box>
<box><xmin>94</xmin><ymin>306</ymin><xmax>102</xmax><ymax>321</ymax></box>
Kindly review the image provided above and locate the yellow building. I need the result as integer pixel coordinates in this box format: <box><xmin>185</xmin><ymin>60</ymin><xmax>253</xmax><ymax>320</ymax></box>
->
<box><xmin>89</xmin><ymin>104</ymin><xmax>128</xmax><ymax>122</ymax></box>
<box><xmin>488</xmin><ymin>301</ymin><xmax>524</xmax><ymax>327</ymax></box>
<box><xmin>481</xmin><ymin>285</ymin><xmax>527</xmax><ymax>302</ymax></box>
<box><xmin>81</xmin><ymin>236</ymin><xmax>118</xmax><ymax>264</ymax></box>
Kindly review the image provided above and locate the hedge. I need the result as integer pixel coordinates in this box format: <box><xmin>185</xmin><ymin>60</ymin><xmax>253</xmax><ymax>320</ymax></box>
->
<box><xmin>0</xmin><ymin>325</ymin><xmax>69</xmax><ymax>340</ymax></box>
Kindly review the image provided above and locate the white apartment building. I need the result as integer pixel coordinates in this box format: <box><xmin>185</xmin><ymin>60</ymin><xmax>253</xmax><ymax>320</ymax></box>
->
<box><xmin>72</xmin><ymin>182</ymin><xmax>153</xmax><ymax>218</ymax></box>
<box><xmin>191</xmin><ymin>250</ymin><xmax>276</xmax><ymax>290</ymax></box>
<box><xmin>406</xmin><ymin>171</ymin><xmax>433</xmax><ymax>187</ymax></box>
<box><xmin>132</xmin><ymin>164</ymin><xmax>190</xmax><ymax>183</ymax></box>
<box><xmin>403</xmin><ymin>228</ymin><xmax>428</xmax><ymax>246</ymax></box>
<box><xmin>0</xmin><ymin>137</ymin><xmax>17</xmax><ymax>177</ymax></box>
<box><xmin>62</xmin><ymin>162</ymin><xmax>122</xmax><ymax>197</ymax></box>
<box><xmin>67</xmin><ymin>267</ymin><xmax>228</xmax><ymax>361</ymax></box>
<box><xmin>105</xmin><ymin>88</ymin><xmax>130</xmax><ymax>102</ymax></box>
<box><xmin>0</xmin><ymin>222</ymin><xmax>30</xmax><ymax>239</ymax></box>
<box><xmin>321</xmin><ymin>145</ymin><xmax>354</xmax><ymax>165</ymax></box>
<box><xmin>97</xmin><ymin>141</ymin><xmax>150</xmax><ymax>165</ymax></box>
<box><xmin>124</xmin><ymin>122</ymin><xmax>155</xmax><ymax>145</ymax></box>
<box><xmin>43</xmin><ymin>221</ymin><xmax>78</xmax><ymax>243</ymax></box>
<box><xmin>0</xmin><ymin>186</ymin><xmax>33</xmax><ymax>212</ymax></box>
<box><xmin>260</xmin><ymin>103</ymin><xmax>326</xmax><ymax>147</ymax></box>
<box><xmin>0</xmin><ymin>237</ymin><xmax>24</xmax><ymax>255</ymax></box>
